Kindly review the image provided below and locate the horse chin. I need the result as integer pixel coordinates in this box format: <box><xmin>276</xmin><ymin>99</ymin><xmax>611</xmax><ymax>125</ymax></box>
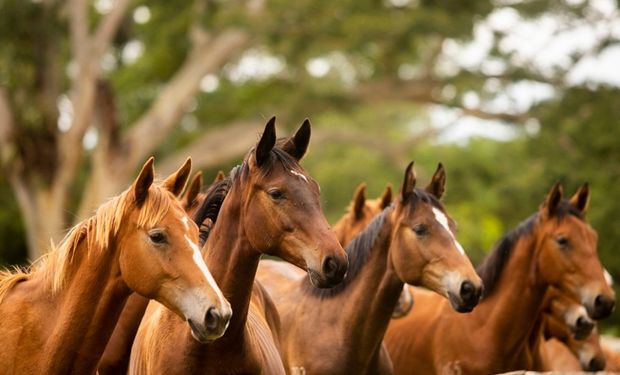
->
<box><xmin>307</xmin><ymin>269</ymin><xmax>335</xmax><ymax>289</ymax></box>
<box><xmin>447</xmin><ymin>291</ymin><xmax>475</xmax><ymax>313</ymax></box>
<box><xmin>187</xmin><ymin>319</ymin><xmax>219</xmax><ymax>344</ymax></box>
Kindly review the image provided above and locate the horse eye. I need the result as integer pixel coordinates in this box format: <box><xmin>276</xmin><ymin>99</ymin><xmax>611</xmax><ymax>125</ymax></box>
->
<box><xmin>413</xmin><ymin>224</ymin><xmax>428</xmax><ymax>236</ymax></box>
<box><xmin>268</xmin><ymin>189</ymin><xmax>284</xmax><ymax>200</ymax></box>
<box><xmin>148</xmin><ymin>230</ymin><xmax>167</xmax><ymax>244</ymax></box>
<box><xmin>555</xmin><ymin>235</ymin><xmax>569</xmax><ymax>248</ymax></box>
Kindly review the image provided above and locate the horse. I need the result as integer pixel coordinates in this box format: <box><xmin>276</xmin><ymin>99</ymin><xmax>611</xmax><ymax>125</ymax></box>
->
<box><xmin>0</xmin><ymin>157</ymin><xmax>231</xmax><ymax>374</ymax></box>
<box><xmin>128</xmin><ymin>117</ymin><xmax>349</xmax><ymax>374</ymax></box>
<box><xmin>384</xmin><ymin>182</ymin><xmax>615</xmax><ymax>375</ymax></box>
<box><xmin>256</xmin><ymin>162</ymin><xmax>483</xmax><ymax>375</ymax></box>
<box><xmin>332</xmin><ymin>182</ymin><xmax>392</xmax><ymax>246</ymax></box>
<box><xmin>98</xmin><ymin>169</ymin><xmax>224</xmax><ymax>375</ymax></box>
<box><xmin>537</xmin><ymin>315</ymin><xmax>606</xmax><ymax>371</ymax></box>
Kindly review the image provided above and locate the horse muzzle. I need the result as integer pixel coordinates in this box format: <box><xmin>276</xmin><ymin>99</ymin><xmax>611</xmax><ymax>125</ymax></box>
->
<box><xmin>447</xmin><ymin>280</ymin><xmax>483</xmax><ymax>313</ymax></box>
<box><xmin>308</xmin><ymin>254</ymin><xmax>348</xmax><ymax>288</ymax></box>
<box><xmin>188</xmin><ymin>304</ymin><xmax>232</xmax><ymax>343</ymax></box>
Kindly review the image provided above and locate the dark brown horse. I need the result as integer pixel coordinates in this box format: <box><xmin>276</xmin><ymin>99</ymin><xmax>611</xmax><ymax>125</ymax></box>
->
<box><xmin>129</xmin><ymin>118</ymin><xmax>348</xmax><ymax>374</ymax></box>
<box><xmin>257</xmin><ymin>162</ymin><xmax>483</xmax><ymax>374</ymax></box>
<box><xmin>0</xmin><ymin>158</ymin><xmax>230</xmax><ymax>374</ymax></box>
<box><xmin>385</xmin><ymin>182</ymin><xmax>615</xmax><ymax>375</ymax></box>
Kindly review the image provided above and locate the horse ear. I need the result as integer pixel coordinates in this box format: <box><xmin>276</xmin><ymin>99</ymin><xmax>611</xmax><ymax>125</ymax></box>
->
<box><xmin>541</xmin><ymin>181</ymin><xmax>563</xmax><ymax>217</ymax></box>
<box><xmin>569</xmin><ymin>182</ymin><xmax>589</xmax><ymax>216</ymax></box>
<box><xmin>184</xmin><ymin>171</ymin><xmax>203</xmax><ymax>207</ymax></box>
<box><xmin>401</xmin><ymin>161</ymin><xmax>417</xmax><ymax>202</ymax></box>
<box><xmin>162</xmin><ymin>157</ymin><xmax>192</xmax><ymax>197</ymax></box>
<box><xmin>352</xmin><ymin>183</ymin><xmax>367</xmax><ymax>220</ymax></box>
<box><xmin>213</xmin><ymin>170</ymin><xmax>225</xmax><ymax>184</ymax></box>
<box><xmin>133</xmin><ymin>157</ymin><xmax>155</xmax><ymax>205</ymax></box>
<box><xmin>256</xmin><ymin>116</ymin><xmax>277</xmax><ymax>166</ymax></box>
<box><xmin>425</xmin><ymin>163</ymin><xmax>446</xmax><ymax>200</ymax></box>
<box><xmin>281</xmin><ymin>118</ymin><xmax>311</xmax><ymax>161</ymax></box>
<box><xmin>380</xmin><ymin>184</ymin><xmax>393</xmax><ymax>209</ymax></box>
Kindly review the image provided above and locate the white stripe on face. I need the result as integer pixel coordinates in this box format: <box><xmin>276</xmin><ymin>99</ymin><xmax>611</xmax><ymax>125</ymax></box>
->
<box><xmin>604</xmin><ymin>268</ymin><xmax>613</xmax><ymax>287</ymax></box>
<box><xmin>181</xmin><ymin>216</ymin><xmax>190</xmax><ymax>231</ymax></box>
<box><xmin>184</xmin><ymin>233</ymin><xmax>227</xmax><ymax>306</ymax></box>
<box><xmin>432</xmin><ymin>207</ymin><xmax>465</xmax><ymax>255</ymax></box>
<box><xmin>290</xmin><ymin>169</ymin><xmax>308</xmax><ymax>183</ymax></box>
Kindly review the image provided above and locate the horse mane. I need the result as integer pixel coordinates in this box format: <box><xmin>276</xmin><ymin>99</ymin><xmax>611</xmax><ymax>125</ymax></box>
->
<box><xmin>302</xmin><ymin>207</ymin><xmax>391</xmax><ymax>298</ymax></box>
<box><xmin>476</xmin><ymin>200</ymin><xmax>583</xmax><ymax>297</ymax></box>
<box><xmin>193</xmin><ymin>177</ymin><xmax>232</xmax><ymax>246</ymax></box>
<box><xmin>0</xmin><ymin>183</ymin><xmax>176</xmax><ymax>303</ymax></box>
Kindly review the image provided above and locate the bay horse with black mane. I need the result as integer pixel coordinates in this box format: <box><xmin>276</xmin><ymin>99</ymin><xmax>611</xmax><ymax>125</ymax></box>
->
<box><xmin>257</xmin><ymin>162</ymin><xmax>483</xmax><ymax>375</ymax></box>
<box><xmin>0</xmin><ymin>157</ymin><xmax>230</xmax><ymax>374</ymax></box>
<box><xmin>385</xmin><ymin>182</ymin><xmax>615</xmax><ymax>375</ymax></box>
<box><xmin>129</xmin><ymin>117</ymin><xmax>348</xmax><ymax>374</ymax></box>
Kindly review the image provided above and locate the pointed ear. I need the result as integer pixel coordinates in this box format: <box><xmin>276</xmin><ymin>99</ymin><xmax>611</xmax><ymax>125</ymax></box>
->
<box><xmin>213</xmin><ymin>170</ymin><xmax>225</xmax><ymax>184</ymax></box>
<box><xmin>352</xmin><ymin>183</ymin><xmax>367</xmax><ymax>220</ymax></box>
<box><xmin>541</xmin><ymin>181</ymin><xmax>563</xmax><ymax>218</ymax></box>
<box><xmin>256</xmin><ymin>116</ymin><xmax>277</xmax><ymax>166</ymax></box>
<box><xmin>569</xmin><ymin>182</ymin><xmax>589</xmax><ymax>216</ymax></box>
<box><xmin>401</xmin><ymin>161</ymin><xmax>417</xmax><ymax>202</ymax></box>
<box><xmin>184</xmin><ymin>171</ymin><xmax>203</xmax><ymax>206</ymax></box>
<box><xmin>162</xmin><ymin>157</ymin><xmax>192</xmax><ymax>197</ymax></box>
<box><xmin>281</xmin><ymin>118</ymin><xmax>311</xmax><ymax>161</ymax></box>
<box><xmin>133</xmin><ymin>157</ymin><xmax>155</xmax><ymax>205</ymax></box>
<box><xmin>380</xmin><ymin>184</ymin><xmax>393</xmax><ymax>209</ymax></box>
<box><xmin>425</xmin><ymin>163</ymin><xmax>446</xmax><ymax>200</ymax></box>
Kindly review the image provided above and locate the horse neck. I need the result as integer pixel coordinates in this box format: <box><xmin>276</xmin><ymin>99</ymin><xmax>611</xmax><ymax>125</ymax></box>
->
<box><xmin>204</xmin><ymin>184</ymin><xmax>260</xmax><ymax>340</ymax></box>
<box><xmin>43</xmin><ymin>236</ymin><xmax>130</xmax><ymax>374</ymax></box>
<box><xmin>475</xmin><ymin>234</ymin><xmax>547</xmax><ymax>358</ymax></box>
<box><xmin>332</xmin><ymin>209</ymin><xmax>404</xmax><ymax>362</ymax></box>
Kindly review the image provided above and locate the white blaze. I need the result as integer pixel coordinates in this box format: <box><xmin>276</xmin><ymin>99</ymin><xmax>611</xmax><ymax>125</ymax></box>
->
<box><xmin>432</xmin><ymin>207</ymin><xmax>465</xmax><ymax>255</ymax></box>
<box><xmin>184</xmin><ymin>234</ymin><xmax>227</xmax><ymax>305</ymax></box>
<box><xmin>290</xmin><ymin>169</ymin><xmax>308</xmax><ymax>183</ymax></box>
<box><xmin>604</xmin><ymin>268</ymin><xmax>613</xmax><ymax>287</ymax></box>
<box><xmin>181</xmin><ymin>216</ymin><xmax>190</xmax><ymax>231</ymax></box>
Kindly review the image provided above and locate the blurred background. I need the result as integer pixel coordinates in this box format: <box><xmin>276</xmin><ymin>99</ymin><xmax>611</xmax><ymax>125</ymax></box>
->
<box><xmin>0</xmin><ymin>0</ymin><xmax>619</xmax><ymax>328</ymax></box>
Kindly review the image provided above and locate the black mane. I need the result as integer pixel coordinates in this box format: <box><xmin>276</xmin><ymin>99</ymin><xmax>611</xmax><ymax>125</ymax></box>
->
<box><xmin>302</xmin><ymin>207</ymin><xmax>391</xmax><ymax>298</ymax></box>
<box><xmin>192</xmin><ymin>176</ymin><xmax>232</xmax><ymax>246</ymax></box>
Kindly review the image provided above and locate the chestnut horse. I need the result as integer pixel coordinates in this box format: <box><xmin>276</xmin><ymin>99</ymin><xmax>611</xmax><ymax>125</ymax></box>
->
<box><xmin>98</xmin><ymin>169</ymin><xmax>223</xmax><ymax>375</ymax></box>
<box><xmin>257</xmin><ymin>162</ymin><xmax>483</xmax><ymax>375</ymax></box>
<box><xmin>0</xmin><ymin>157</ymin><xmax>230</xmax><ymax>374</ymax></box>
<box><xmin>385</xmin><ymin>182</ymin><xmax>615</xmax><ymax>375</ymax></box>
<box><xmin>129</xmin><ymin>118</ymin><xmax>348</xmax><ymax>374</ymax></box>
<box><xmin>537</xmin><ymin>314</ymin><xmax>606</xmax><ymax>371</ymax></box>
<box><xmin>332</xmin><ymin>182</ymin><xmax>393</xmax><ymax>246</ymax></box>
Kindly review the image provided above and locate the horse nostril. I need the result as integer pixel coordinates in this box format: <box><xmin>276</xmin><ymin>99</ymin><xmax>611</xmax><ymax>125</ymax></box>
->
<box><xmin>205</xmin><ymin>307</ymin><xmax>221</xmax><ymax>332</ymax></box>
<box><xmin>593</xmin><ymin>294</ymin><xmax>615</xmax><ymax>319</ymax></box>
<box><xmin>460</xmin><ymin>281</ymin><xmax>475</xmax><ymax>303</ymax></box>
<box><xmin>576</xmin><ymin>316</ymin><xmax>592</xmax><ymax>330</ymax></box>
<box><xmin>588</xmin><ymin>356</ymin><xmax>606</xmax><ymax>372</ymax></box>
<box><xmin>322</xmin><ymin>256</ymin><xmax>338</xmax><ymax>277</ymax></box>
<box><xmin>595</xmin><ymin>294</ymin><xmax>604</xmax><ymax>307</ymax></box>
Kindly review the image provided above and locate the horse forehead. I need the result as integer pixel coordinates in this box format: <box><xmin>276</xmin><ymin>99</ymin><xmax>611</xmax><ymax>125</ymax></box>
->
<box><xmin>561</xmin><ymin>216</ymin><xmax>597</xmax><ymax>243</ymax></box>
<box><xmin>289</xmin><ymin>169</ymin><xmax>308</xmax><ymax>183</ymax></box>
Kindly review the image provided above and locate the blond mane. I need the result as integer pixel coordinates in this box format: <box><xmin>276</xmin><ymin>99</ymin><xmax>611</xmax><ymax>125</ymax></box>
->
<box><xmin>0</xmin><ymin>183</ymin><xmax>176</xmax><ymax>304</ymax></box>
